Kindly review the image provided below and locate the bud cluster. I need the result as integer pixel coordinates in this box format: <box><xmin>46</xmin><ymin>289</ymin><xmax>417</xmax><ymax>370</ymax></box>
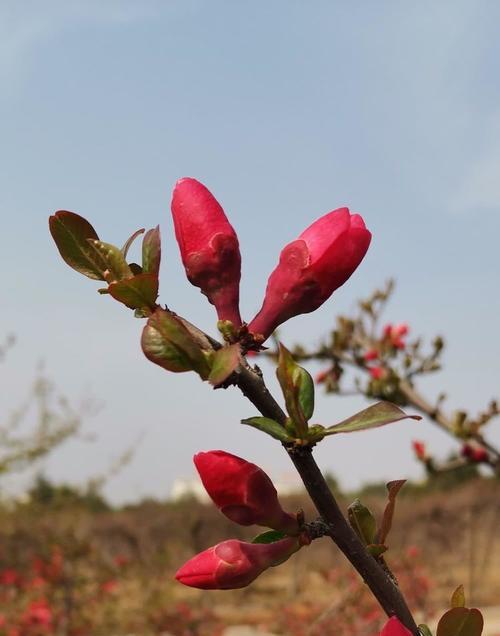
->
<box><xmin>175</xmin><ymin>451</ymin><xmax>309</xmax><ymax>590</ymax></box>
<box><xmin>171</xmin><ymin>178</ymin><xmax>371</xmax><ymax>345</ymax></box>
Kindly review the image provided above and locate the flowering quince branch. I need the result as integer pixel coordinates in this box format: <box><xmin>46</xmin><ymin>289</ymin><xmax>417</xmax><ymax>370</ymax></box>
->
<box><xmin>282</xmin><ymin>280</ymin><xmax>500</xmax><ymax>476</ymax></box>
<box><xmin>48</xmin><ymin>177</ymin><xmax>484</xmax><ymax>636</ymax></box>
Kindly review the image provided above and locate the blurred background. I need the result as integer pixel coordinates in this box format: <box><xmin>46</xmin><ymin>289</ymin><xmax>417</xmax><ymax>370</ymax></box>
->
<box><xmin>1</xmin><ymin>1</ymin><xmax>500</xmax><ymax>634</ymax></box>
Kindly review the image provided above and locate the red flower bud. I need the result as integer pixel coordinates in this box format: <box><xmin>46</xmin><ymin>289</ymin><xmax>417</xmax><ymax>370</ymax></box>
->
<box><xmin>22</xmin><ymin>599</ymin><xmax>52</xmax><ymax>627</ymax></box>
<box><xmin>249</xmin><ymin>208</ymin><xmax>371</xmax><ymax>341</ymax></box>
<box><xmin>171</xmin><ymin>178</ymin><xmax>242</xmax><ymax>326</ymax></box>
<box><xmin>383</xmin><ymin>323</ymin><xmax>409</xmax><ymax>349</ymax></box>
<box><xmin>472</xmin><ymin>448</ymin><xmax>489</xmax><ymax>463</ymax></box>
<box><xmin>461</xmin><ymin>444</ymin><xmax>488</xmax><ymax>463</ymax></box>
<box><xmin>175</xmin><ymin>536</ymin><xmax>303</xmax><ymax>590</ymax></box>
<box><xmin>461</xmin><ymin>443</ymin><xmax>473</xmax><ymax>458</ymax></box>
<box><xmin>194</xmin><ymin>451</ymin><xmax>299</xmax><ymax>534</ymax></box>
<box><xmin>406</xmin><ymin>545</ymin><xmax>420</xmax><ymax>559</ymax></box>
<box><xmin>369</xmin><ymin>366</ymin><xmax>386</xmax><ymax>380</ymax></box>
<box><xmin>412</xmin><ymin>440</ymin><xmax>426</xmax><ymax>461</ymax></box>
<box><xmin>315</xmin><ymin>369</ymin><xmax>330</xmax><ymax>384</ymax></box>
<box><xmin>380</xmin><ymin>617</ymin><xmax>413</xmax><ymax>636</ymax></box>
<box><xmin>364</xmin><ymin>348</ymin><xmax>379</xmax><ymax>361</ymax></box>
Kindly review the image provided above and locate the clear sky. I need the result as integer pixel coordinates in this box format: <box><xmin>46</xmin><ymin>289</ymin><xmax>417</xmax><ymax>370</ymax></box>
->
<box><xmin>2</xmin><ymin>0</ymin><xmax>500</xmax><ymax>504</ymax></box>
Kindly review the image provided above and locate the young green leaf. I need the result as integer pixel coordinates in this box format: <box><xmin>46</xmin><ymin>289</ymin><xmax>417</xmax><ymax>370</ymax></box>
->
<box><xmin>121</xmin><ymin>228</ymin><xmax>145</xmax><ymax>258</ymax></box>
<box><xmin>276</xmin><ymin>343</ymin><xmax>314</xmax><ymax>437</ymax></box>
<box><xmin>142</xmin><ymin>226</ymin><xmax>161</xmax><ymax>276</ymax></box>
<box><xmin>88</xmin><ymin>240</ymin><xmax>133</xmax><ymax>282</ymax></box>
<box><xmin>451</xmin><ymin>584</ymin><xmax>466</xmax><ymax>608</ymax></box>
<box><xmin>208</xmin><ymin>344</ymin><xmax>241</xmax><ymax>386</ymax></box>
<box><xmin>324</xmin><ymin>401</ymin><xmax>421</xmax><ymax>436</ymax></box>
<box><xmin>141</xmin><ymin>308</ymin><xmax>212</xmax><ymax>379</ymax></box>
<box><xmin>366</xmin><ymin>544</ymin><xmax>388</xmax><ymax>558</ymax></box>
<box><xmin>49</xmin><ymin>211</ymin><xmax>107</xmax><ymax>280</ymax></box>
<box><xmin>108</xmin><ymin>273</ymin><xmax>158</xmax><ymax>312</ymax></box>
<box><xmin>347</xmin><ymin>499</ymin><xmax>377</xmax><ymax>545</ymax></box>
<box><xmin>252</xmin><ymin>530</ymin><xmax>287</xmax><ymax>544</ymax></box>
<box><xmin>437</xmin><ymin>608</ymin><xmax>483</xmax><ymax>636</ymax></box>
<box><xmin>418</xmin><ymin>624</ymin><xmax>433</xmax><ymax>636</ymax></box>
<box><xmin>306</xmin><ymin>424</ymin><xmax>326</xmax><ymax>443</ymax></box>
<box><xmin>241</xmin><ymin>417</ymin><xmax>293</xmax><ymax>443</ymax></box>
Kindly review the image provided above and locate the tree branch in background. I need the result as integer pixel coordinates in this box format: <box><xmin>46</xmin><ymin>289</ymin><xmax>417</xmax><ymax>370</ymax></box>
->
<box><xmin>278</xmin><ymin>280</ymin><xmax>500</xmax><ymax>477</ymax></box>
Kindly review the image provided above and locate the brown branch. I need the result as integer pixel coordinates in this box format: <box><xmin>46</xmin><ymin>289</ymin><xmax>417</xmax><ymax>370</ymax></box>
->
<box><xmin>399</xmin><ymin>380</ymin><xmax>500</xmax><ymax>467</ymax></box>
<box><xmin>234</xmin><ymin>363</ymin><xmax>419</xmax><ymax>635</ymax></box>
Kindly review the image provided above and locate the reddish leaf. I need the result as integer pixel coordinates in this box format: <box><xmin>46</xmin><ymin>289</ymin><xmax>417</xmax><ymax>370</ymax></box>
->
<box><xmin>437</xmin><ymin>608</ymin><xmax>483</xmax><ymax>636</ymax></box>
<box><xmin>208</xmin><ymin>344</ymin><xmax>241</xmax><ymax>386</ymax></box>
<box><xmin>49</xmin><ymin>211</ymin><xmax>107</xmax><ymax>280</ymax></box>
<box><xmin>141</xmin><ymin>308</ymin><xmax>212</xmax><ymax>379</ymax></box>
<box><xmin>376</xmin><ymin>480</ymin><xmax>406</xmax><ymax>545</ymax></box>
<box><xmin>121</xmin><ymin>228</ymin><xmax>145</xmax><ymax>258</ymax></box>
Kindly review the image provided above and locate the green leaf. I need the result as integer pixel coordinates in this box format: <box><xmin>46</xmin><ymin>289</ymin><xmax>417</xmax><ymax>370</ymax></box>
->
<box><xmin>366</xmin><ymin>544</ymin><xmax>388</xmax><ymax>558</ymax></box>
<box><xmin>208</xmin><ymin>344</ymin><xmax>241</xmax><ymax>386</ymax></box>
<box><xmin>141</xmin><ymin>308</ymin><xmax>212</xmax><ymax>379</ymax></box>
<box><xmin>142</xmin><ymin>226</ymin><xmax>161</xmax><ymax>276</ymax></box>
<box><xmin>88</xmin><ymin>240</ymin><xmax>133</xmax><ymax>282</ymax></box>
<box><xmin>347</xmin><ymin>499</ymin><xmax>377</xmax><ymax>545</ymax></box>
<box><xmin>121</xmin><ymin>228</ymin><xmax>145</xmax><ymax>258</ymax></box>
<box><xmin>324</xmin><ymin>401</ymin><xmax>421</xmax><ymax>436</ymax></box>
<box><xmin>276</xmin><ymin>343</ymin><xmax>314</xmax><ymax>437</ymax></box>
<box><xmin>108</xmin><ymin>273</ymin><xmax>158</xmax><ymax>312</ymax></box>
<box><xmin>437</xmin><ymin>608</ymin><xmax>483</xmax><ymax>636</ymax></box>
<box><xmin>306</xmin><ymin>424</ymin><xmax>326</xmax><ymax>443</ymax></box>
<box><xmin>297</xmin><ymin>367</ymin><xmax>315</xmax><ymax>421</ymax></box>
<box><xmin>49</xmin><ymin>210</ymin><xmax>107</xmax><ymax>280</ymax></box>
<box><xmin>418</xmin><ymin>624</ymin><xmax>433</xmax><ymax>636</ymax></box>
<box><xmin>217</xmin><ymin>319</ymin><xmax>238</xmax><ymax>343</ymax></box>
<box><xmin>252</xmin><ymin>530</ymin><xmax>287</xmax><ymax>544</ymax></box>
<box><xmin>376</xmin><ymin>480</ymin><xmax>406</xmax><ymax>545</ymax></box>
<box><xmin>451</xmin><ymin>585</ymin><xmax>466</xmax><ymax>609</ymax></box>
<box><xmin>241</xmin><ymin>417</ymin><xmax>293</xmax><ymax>443</ymax></box>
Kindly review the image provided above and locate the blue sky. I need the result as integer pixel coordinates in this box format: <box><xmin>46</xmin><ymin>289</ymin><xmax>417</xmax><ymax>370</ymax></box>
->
<box><xmin>2</xmin><ymin>1</ymin><xmax>499</xmax><ymax>503</ymax></box>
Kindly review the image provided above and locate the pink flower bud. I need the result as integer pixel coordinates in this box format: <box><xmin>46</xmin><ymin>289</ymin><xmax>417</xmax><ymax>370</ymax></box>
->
<box><xmin>171</xmin><ymin>178</ymin><xmax>242</xmax><ymax>326</ymax></box>
<box><xmin>249</xmin><ymin>208</ymin><xmax>371</xmax><ymax>341</ymax></box>
<box><xmin>194</xmin><ymin>451</ymin><xmax>299</xmax><ymax>534</ymax></box>
<box><xmin>175</xmin><ymin>536</ymin><xmax>303</xmax><ymax>590</ymax></box>
<box><xmin>380</xmin><ymin>617</ymin><xmax>413</xmax><ymax>636</ymax></box>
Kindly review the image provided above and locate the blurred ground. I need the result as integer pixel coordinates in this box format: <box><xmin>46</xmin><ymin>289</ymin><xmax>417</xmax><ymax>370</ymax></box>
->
<box><xmin>0</xmin><ymin>477</ymin><xmax>498</xmax><ymax>635</ymax></box>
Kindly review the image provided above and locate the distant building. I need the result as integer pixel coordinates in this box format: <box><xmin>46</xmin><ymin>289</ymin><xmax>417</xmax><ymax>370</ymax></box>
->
<box><xmin>170</xmin><ymin>478</ymin><xmax>210</xmax><ymax>503</ymax></box>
